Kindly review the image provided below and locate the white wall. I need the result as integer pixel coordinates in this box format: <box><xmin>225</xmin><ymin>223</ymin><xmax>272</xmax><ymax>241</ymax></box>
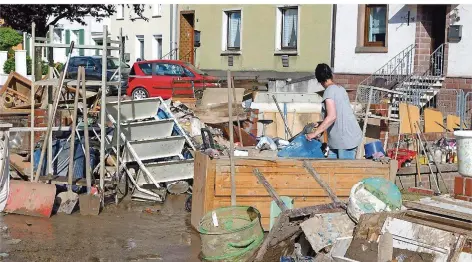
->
<box><xmin>44</xmin><ymin>16</ymin><xmax>110</xmax><ymax>63</ymax></box>
<box><xmin>334</xmin><ymin>4</ymin><xmax>417</xmax><ymax>74</ymax></box>
<box><xmin>110</xmin><ymin>4</ymin><xmax>174</xmax><ymax>64</ymax></box>
<box><xmin>446</xmin><ymin>5</ymin><xmax>472</xmax><ymax>77</ymax></box>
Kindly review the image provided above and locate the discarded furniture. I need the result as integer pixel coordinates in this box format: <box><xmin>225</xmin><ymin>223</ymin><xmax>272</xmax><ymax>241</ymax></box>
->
<box><xmin>191</xmin><ymin>151</ymin><xmax>397</xmax><ymax>231</ymax></box>
<box><xmin>106</xmin><ymin>97</ymin><xmax>195</xmax><ymax>202</ymax></box>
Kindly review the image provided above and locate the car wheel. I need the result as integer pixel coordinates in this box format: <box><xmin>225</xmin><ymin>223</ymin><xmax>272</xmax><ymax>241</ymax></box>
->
<box><xmin>194</xmin><ymin>89</ymin><xmax>204</xmax><ymax>100</ymax></box>
<box><xmin>105</xmin><ymin>86</ymin><xmax>113</xmax><ymax>96</ymax></box>
<box><xmin>132</xmin><ymin>87</ymin><xmax>149</xmax><ymax>100</ymax></box>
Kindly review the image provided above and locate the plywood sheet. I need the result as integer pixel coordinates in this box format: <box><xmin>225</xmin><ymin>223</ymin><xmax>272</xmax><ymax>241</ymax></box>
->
<box><xmin>261</xmin><ymin>112</ymin><xmax>320</xmax><ymax>138</ymax></box>
<box><xmin>399</xmin><ymin>103</ymin><xmax>420</xmax><ymax>134</ymax></box>
<box><xmin>447</xmin><ymin>115</ymin><xmax>462</xmax><ymax>131</ymax></box>
<box><xmin>424</xmin><ymin>108</ymin><xmax>444</xmax><ymax>133</ymax></box>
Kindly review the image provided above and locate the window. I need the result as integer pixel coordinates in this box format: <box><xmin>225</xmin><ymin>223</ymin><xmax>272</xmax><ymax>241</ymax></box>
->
<box><xmin>136</xmin><ymin>35</ymin><xmax>144</xmax><ymax>61</ymax></box>
<box><xmin>281</xmin><ymin>7</ymin><xmax>298</xmax><ymax>49</ymax></box>
<box><xmin>153</xmin><ymin>35</ymin><xmax>163</xmax><ymax>59</ymax></box>
<box><xmin>364</xmin><ymin>5</ymin><xmax>387</xmax><ymax>47</ymax></box>
<box><xmin>224</xmin><ymin>11</ymin><xmax>241</xmax><ymax>50</ymax></box>
<box><xmin>155</xmin><ymin>63</ymin><xmax>184</xmax><ymax>76</ymax></box>
<box><xmin>182</xmin><ymin>66</ymin><xmax>194</xmax><ymax>77</ymax></box>
<box><xmin>153</xmin><ymin>4</ymin><xmax>162</xmax><ymax>17</ymax></box>
<box><xmin>138</xmin><ymin>62</ymin><xmax>153</xmax><ymax>75</ymax></box>
<box><xmin>117</xmin><ymin>4</ymin><xmax>124</xmax><ymax>20</ymax></box>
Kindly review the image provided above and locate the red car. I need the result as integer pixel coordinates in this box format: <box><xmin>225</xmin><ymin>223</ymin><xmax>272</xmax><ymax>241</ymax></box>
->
<box><xmin>127</xmin><ymin>60</ymin><xmax>219</xmax><ymax>99</ymax></box>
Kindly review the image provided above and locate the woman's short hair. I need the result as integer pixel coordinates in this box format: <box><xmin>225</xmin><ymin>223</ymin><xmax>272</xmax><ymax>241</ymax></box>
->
<box><xmin>315</xmin><ymin>63</ymin><xmax>333</xmax><ymax>84</ymax></box>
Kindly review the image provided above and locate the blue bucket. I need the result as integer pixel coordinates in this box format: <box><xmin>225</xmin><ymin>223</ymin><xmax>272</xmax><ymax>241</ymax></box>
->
<box><xmin>364</xmin><ymin>140</ymin><xmax>385</xmax><ymax>158</ymax></box>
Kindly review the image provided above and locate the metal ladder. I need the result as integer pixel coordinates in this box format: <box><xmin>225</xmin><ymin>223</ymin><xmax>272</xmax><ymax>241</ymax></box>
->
<box><xmin>105</xmin><ymin>97</ymin><xmax>195</xmax><ymax>202</ymax></box>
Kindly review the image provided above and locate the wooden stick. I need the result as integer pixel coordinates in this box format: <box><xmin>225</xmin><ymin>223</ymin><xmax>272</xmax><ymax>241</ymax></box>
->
<box><xmin>231</xmin><ymin>77</ymin><xmax>244</xmax><ymax>147</ymax></box>
<box><xmin>253</xmin><ymin>168</ymin><xmax>288</xmax><ymax>212</ymax></box>
<box><xmin>303</xmin><ymin>160</ymin><xmax>346</xmax><ymax>209</ymax></box>
<box><xmin>227</xmin><ymin>71</ymin><xmax>236</xmax><ymax>206</ymax></box>
<box><xmin>81</xmin><ymin>67</ymin><xmax>92</xmax><ymax>194</ymax></box>
<box><xmin>406</xmin><ymin>103</ymin><xmax>422</xmax><ymax>187</ymax></box>
<box><xmin>67</xmin><ymin>67</ymin><xmax>81</xmax><ymax>192</ymax></box>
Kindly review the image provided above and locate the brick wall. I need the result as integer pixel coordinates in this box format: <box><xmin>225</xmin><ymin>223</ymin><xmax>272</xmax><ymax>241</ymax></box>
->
<box><xmin>333</xmin><ymin>73</ymin><xmax>369</xmax><ymax>101</ymax></box>
<box><xmin>396</xmin><ymin>171</ymin><xmax>459</xmax><ymax>194</ymax></box>
<box><xmin>443</xmin><ymin>77</ymin><xmax>472</xmax><ymax>90</ymax></box>
<box><xmin>454</xmin><ymin>176</ymin><xmax>472</xmax><ymax>202</ymax></box>
<box><xmin>414</xmin><ymin>5</ymin><xmax>433</xmax><ymax>73</ymax></box>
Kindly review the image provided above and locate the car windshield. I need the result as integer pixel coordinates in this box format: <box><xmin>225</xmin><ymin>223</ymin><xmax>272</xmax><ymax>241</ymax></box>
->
<box><xmin>185</xmin><ymin>63</ymin><xmax>207</xmax><ymax>76</ymax></box>
<box><xmin>94</xmin><ymin>58</ymin><xmax>130</xmax><ymax>69</ymax></box>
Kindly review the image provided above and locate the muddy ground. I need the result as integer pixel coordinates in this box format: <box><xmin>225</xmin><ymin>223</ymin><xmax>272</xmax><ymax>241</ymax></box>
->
<box><xmin>0</xmin><ymin>194</ymin><xmax>201</xmax><ymax>262</ymax></box>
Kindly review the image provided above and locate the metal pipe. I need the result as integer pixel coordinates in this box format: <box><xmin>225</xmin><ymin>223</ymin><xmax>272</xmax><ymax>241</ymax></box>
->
<box><xmin>99</xmin><ymin>25</ymin><xmax>108</xmax><ymax>194</ymax></box>
<box><xmin>47</xmin><ymin>25</ymin><xmax>54</xmax><ymax>176</ymax></box>
<box><xmin>30</xmin><ymin>22</ymin><xmax>36</xmax><ymax>182</ymax></box>
<box><xmin>169</xmin><ymin>4</ymin><xmax>174</xmax><ymax>59</ymax></box>
<box><xmin>116</xmin><ymin>27</ymin><xmax>123</xmax><ymax>191</ymax></box>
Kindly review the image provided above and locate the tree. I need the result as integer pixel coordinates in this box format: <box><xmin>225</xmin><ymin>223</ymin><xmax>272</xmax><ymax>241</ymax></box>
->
<box><xmin>0</xmin><ymin>5</ymin><xmax>147</xmax><ymax>79</ymax></box>
<box><xmin>0</xmin><ymin>27</ymin><xmax>23</xmax><ymax>51</ymax></box>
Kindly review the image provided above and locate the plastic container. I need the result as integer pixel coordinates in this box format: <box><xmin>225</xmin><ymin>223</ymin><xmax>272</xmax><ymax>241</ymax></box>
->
<box><xmin>364</xmin><ymin>140</ymin><xmax>386</xmax><ymax>158</ymax></box>
<box><xmin>454</xmin><ymin>130</ymin><xmax>472</xmax><ymax>177</ymax></box>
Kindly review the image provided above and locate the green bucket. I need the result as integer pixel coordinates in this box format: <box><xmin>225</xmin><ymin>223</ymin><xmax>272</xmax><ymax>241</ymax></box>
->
<box><xmin>198</xmin><ymin>206</ymin><xmax>264</xmax><ymax>261</ymax></box>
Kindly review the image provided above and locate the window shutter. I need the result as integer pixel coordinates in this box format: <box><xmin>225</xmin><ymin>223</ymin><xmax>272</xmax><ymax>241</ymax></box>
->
<box><xmin>79</xmin><ymin>29</ymin><xmax>85</xmax><ymax>56</ymax></box>
<box><xmin>25</xmin><ymin>35</ymin><xmax>30</xmax><ymax>57</ymax></box>
<box><xmin>65</xmin><ymin>30</ymin><xmax>71</xmax><ymax>54</ymax></box>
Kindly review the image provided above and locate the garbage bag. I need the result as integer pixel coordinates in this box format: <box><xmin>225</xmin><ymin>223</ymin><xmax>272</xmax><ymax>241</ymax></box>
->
<box><xmin>277</xmin><ymin>134</ymin><xmax>324</xmax><ymax>158</ymax></box>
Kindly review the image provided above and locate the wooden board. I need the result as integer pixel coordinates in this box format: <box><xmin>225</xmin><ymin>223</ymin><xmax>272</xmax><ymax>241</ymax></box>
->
<box><xmin>424</xmin><ymin>108</ymin><xmax>444</xmax><ymax>133</ymax></box>
<box><xmin>447</xmin><ymin>115</ymin><xmax>463</xmax><ymax>131</ymax></box>
<box><xmin>191</xmin><ymin>152</ymin><xmax>395</xmax><ymax>231</ymax></box>
<box><xmin>399</xmin><ymin>103</ymin><xmax>420</xmax><ymax>134</ymax></box>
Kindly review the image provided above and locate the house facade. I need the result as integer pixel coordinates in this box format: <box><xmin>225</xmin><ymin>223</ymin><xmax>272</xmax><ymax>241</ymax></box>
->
<box><xmin>110</xmin><ymin>4</ymin><xmax>179</xmax><ymax>63</ymax></box>
<box><xmin>333</xmin><ymin>4</ymin><xmax>471</xmax><ymax>91</ymax></box>
<box><xmin>23</xmin><ymin>16</ymin><xmax>111</xmax><ymax>63</ymax></box>
<box><xmin>177</xmin><ymin>4</ymin><xmax>333</xmax><ymax>79</ymax></box>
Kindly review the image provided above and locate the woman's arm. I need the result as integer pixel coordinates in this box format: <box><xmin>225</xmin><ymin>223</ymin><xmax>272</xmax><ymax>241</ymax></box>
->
<box><xmin>306</xmin><ymin>98</ymin><xmax>336</xmax><ymax>140</ymax></box>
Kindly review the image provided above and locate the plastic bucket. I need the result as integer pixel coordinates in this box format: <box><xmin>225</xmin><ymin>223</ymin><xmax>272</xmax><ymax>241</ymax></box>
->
<box><xmin>454</xmin><ymin>130</ymin><xmax>472</xmax><ymax>177</ymax></box>
<box><xmin>364</xmin><ymin>140</ymin><xmax>385</xmax><ymax>158</ymax></box>
<box><xmin>198</xmin><ymin>206</ymin><xmax>264</xmax><ymax>261</ymax></box>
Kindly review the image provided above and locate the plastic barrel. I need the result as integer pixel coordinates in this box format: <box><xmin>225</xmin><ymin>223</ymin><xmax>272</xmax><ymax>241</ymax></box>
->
<box><xmin>454</xmin><ymin>130</ymin><xmax>472</xmax><ymax>177</ymax></box>
<box><xmin>364</xmin><ymin>140</ymin><xmax>386</xmax><ymax>158</ymax></box>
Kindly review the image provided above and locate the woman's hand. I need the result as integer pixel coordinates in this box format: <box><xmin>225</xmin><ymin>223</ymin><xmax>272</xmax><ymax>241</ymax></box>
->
<box><xmin>305</xmin><ymin>132</ymin><xmax>320</xmax><ymax>141</ymax></box>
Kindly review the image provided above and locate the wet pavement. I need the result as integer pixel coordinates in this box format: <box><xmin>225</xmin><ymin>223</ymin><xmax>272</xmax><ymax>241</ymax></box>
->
<box><xmin>0</xmin><ymin>194</ymin><xmax>201</xmax><ymax>261</ymax></box>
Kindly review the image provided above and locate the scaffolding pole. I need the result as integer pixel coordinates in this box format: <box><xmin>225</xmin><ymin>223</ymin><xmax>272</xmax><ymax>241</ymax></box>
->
<box><xmin>99</xmin><ymin>25</ymin><xmax>108</xmax><ymax>196</ymax></box>
<box><xmin>30</xmin><ymin>22</ymin><xmax>35</xmax><ymax>182</ymax></box>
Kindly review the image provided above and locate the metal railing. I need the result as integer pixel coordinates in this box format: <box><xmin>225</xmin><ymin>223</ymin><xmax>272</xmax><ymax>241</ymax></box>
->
<box><xmin>180</xmin><ymin>48</ymin><xmax>196</xmax><ymax>64</ymax></box>
<box><xmin>356</xmin><ymin>44</ymin><xmax>415</xmax><ymax>104</ymax></box>
<box><xmin>160</xmin><ymin>48</ymin><xmax>178</xmax><ymax>60</ymax></box>
<box><xmin>430</xmin><ymin>44</ymin><xmax>445</xmax><ymax>77</ymax></box>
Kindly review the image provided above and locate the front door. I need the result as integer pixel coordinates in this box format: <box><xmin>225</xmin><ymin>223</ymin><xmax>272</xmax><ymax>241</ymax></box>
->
<box><xmin>179</xmin><ymin>11</ymin><xmax>195</xmax><ymax>64</ymax></box>
<box><xmin>429</xmin><ymin>5</ymin><xmax>447</xmax><ymax>76</ymax></box>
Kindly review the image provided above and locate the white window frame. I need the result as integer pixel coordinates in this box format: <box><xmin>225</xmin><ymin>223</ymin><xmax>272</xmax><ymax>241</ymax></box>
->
<box><xmin>221</xmin><ymin>8</ymin><xmax>243</xmax><ymax>54</ymax></box>
<box><xmin>152</xmin><ymin>34</ymin><xmax>163</xmax><ymax>59</ymax></box>
<box><xmin>275</xmin><ymin>5</ymin><xmax>300</xmax><ymax>54</ymax></box>
<box><xmin>136</xmin><ymin>35</ymin><xmax>145</xmax><ymax>61</ymax></box>
<box><xmin>117</xmin><ymin>4</ymin><xmax>124</xmax><ymax>20</ymax></box>
<box><xmin>153</xmin><ymin>4</ymin><xmax>162</xmax><ymax>17</ymax></box>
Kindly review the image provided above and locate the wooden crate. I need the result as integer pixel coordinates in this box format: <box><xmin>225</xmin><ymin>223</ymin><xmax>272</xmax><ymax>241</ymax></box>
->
<box><xmin>192</xmin><ymin>152</ymin><xmax>397</xmax><ymax>231</ymax></box>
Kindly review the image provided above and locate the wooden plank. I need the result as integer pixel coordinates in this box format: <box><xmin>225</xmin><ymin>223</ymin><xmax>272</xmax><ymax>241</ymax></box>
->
<box><xmin>399</xmin><ymin>103</ymin><xmax>420</xmax><ymax>134</ymax></box>
<box><xmin>303</xmin><ymin>160</ymin><xmax>343</xmax><ymax>205</ymax></box>
<box><xmin>253</xmin><ymin>169</ymin><xmax>288</xmax><ymax>212</ymax></box>
<box><xmin>447</xmin><ymin>115</ymin><xmax>463</xmax><ymax>131</ymax></box>
<box><xmin>405</xmin><ymin>210</ymin><xmax>472</xmax><ymax>236</ymax></box>
<box><xmin>9</xmin><ymin>153</ymin><xmax>30</xmax><ymax>177</ymax></box>
<box><xmin>403</xmin><ymin>200</ymin><xmax>472</xmax><ymax>222</ymax></box>
<box><xmin>424</xmin><ymin>108</ymin><xmax>444</xmax><ymax>133</ymax></box>
<box><xmin>190</xmin><ymin>151</ymin><xmax>212</xmax><ymax>229</ymax></box>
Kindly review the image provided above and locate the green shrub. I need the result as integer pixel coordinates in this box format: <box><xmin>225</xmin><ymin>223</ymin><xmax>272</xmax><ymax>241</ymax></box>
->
<box><xmin>0</xmin><ymin>27</ymin><xmax>23</xmax><ymax>51</ymax></box>
<box><xmin>3</xmin><ymin>58</ymin><xmax>15</xmax><ymax>74</ymax></box>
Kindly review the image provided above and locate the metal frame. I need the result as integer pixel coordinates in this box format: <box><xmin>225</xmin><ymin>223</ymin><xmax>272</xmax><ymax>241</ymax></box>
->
<box><xmin>29</xmin><ymin>23</ymin><xmax>123</xmax><ymax>196</ymax></box>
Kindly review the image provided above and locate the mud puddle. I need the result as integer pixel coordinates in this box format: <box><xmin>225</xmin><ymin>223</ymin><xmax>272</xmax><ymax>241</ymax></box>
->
<box><xmin>0</xmin><ymin>194</ymin><xmax>200</xmax><ymax>261</ymax></box>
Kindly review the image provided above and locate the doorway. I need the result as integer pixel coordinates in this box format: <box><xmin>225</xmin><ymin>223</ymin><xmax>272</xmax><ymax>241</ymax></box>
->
<box><xmin>429</xmin><ymin>5</ymin><xmax>447</xmax><ymax>52</ymax></box>
<box><xmin>179</xmin><ymin>11</ymin><xmax>195</xmax><ymax>64</ymax></box>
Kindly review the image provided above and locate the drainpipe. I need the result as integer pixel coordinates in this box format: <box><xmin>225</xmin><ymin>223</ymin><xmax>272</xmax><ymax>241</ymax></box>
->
<box><xmin>174</xmin><ymin>4</ymin><xmax>178</xmax><ymax>59</ymax></box>
<box><xmin>170</xmin><ymin>4</ymin><xmax>174</xmax><ymax>59</ymax></box>
<box><xmin>330</xmin><ymin>4</ymin><xmax>337</xmax><ymax>68</ymax></box>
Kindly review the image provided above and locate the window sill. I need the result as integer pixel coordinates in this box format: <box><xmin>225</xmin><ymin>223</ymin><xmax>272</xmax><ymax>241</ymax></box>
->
<box><xmin>152</xmin><ymin>15</ymin><xmax>162</xmax><ymax>18</ymax></box>
<box><xmin>221</xmin><ymin>50</ymin><xmax>242</xmax><ymax>56</ymax></box>
<box><xmin>274</xmin><ymin>50</ymin><xmax>298</xmax><ymax>56</ymax></box>
<box><xmin>116</xmin><ymin>18</ymin><xmax>124</xmax><ymax>21</ymax></box>
<box><xmin>355</xmin><ymin>46</ymin><xmax>388</xmax><ymax>53</ymax></box>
